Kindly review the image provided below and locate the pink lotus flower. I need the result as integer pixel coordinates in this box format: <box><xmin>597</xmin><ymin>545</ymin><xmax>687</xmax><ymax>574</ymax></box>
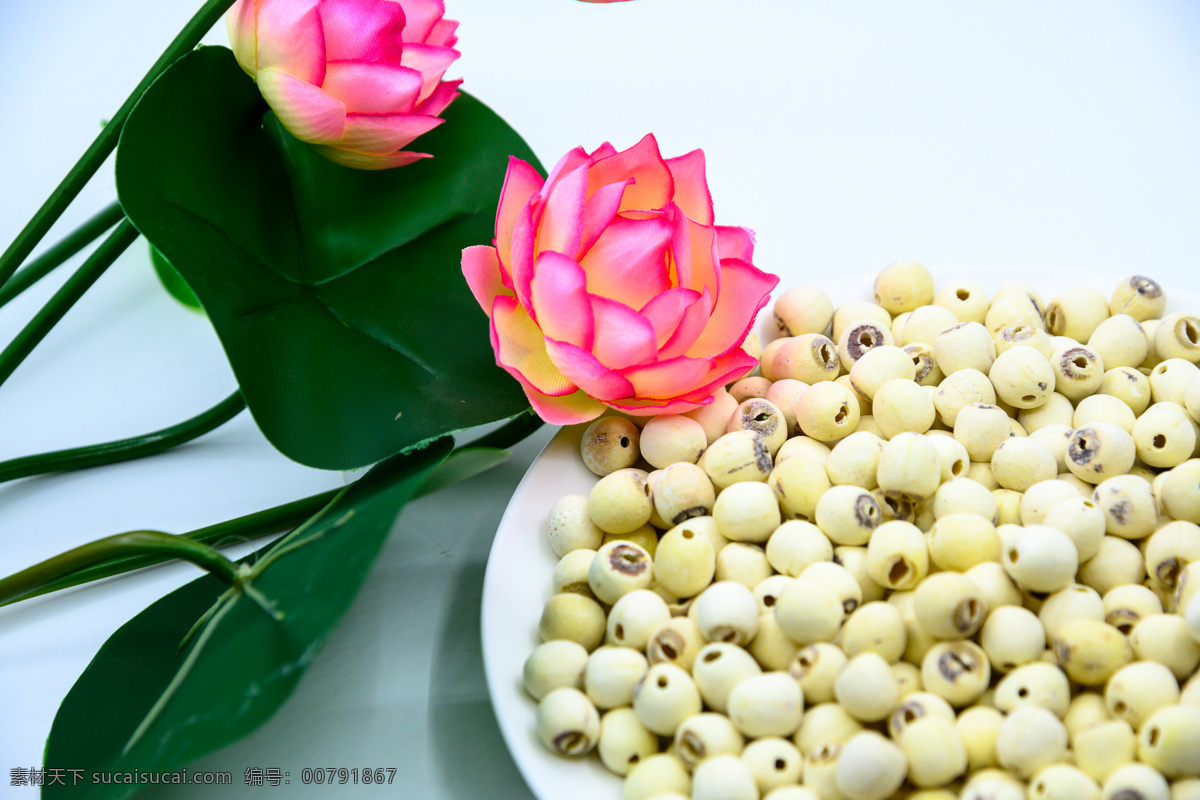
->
<box><xmin>226</xmin><ymin>0</ymin><xmax>461</xmax><ymax>170</ymax></box>
<box><xmin>463</xmin><ymin>135</ymin><xmax>778</xmax><ymax>424</ymax></box>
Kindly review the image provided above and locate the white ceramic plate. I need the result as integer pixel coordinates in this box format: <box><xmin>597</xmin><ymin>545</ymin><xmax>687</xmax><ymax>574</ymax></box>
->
<box><xmin>480</xmin><ymin>265</ymin><xmax>1198</xmax><ymax>800</ymax></box>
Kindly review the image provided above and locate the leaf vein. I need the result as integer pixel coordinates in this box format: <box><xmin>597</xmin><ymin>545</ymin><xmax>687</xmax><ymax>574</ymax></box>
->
<box><xmin>164</xmin><ymin>200</ymin><xmax>302</xmax><ymax>288</ymax></box>
<box><xmin>316</xmin><ymin>298</ymin><xmax>444</xmax><ymax>381</ymax></box>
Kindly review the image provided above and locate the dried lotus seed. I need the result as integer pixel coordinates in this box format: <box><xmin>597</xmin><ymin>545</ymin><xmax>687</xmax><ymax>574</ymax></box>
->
<box><xmin>692</xmin><ymin>753</ymin><xmax>759</xmax><ymax>800</ymax></box>
<box><xmin>632</xmin><ymin>663</ymin><xmax>702</xmax><ymax>736</ymax></box>
<box><xmin>524</xmin><ymin>640</ymin><xmax>589</xmax><ymax>700</ymax></box>
<box><xmin>742</xmin><ymin>737</ymin><xmax>804</xmax><ymax>793</ymax></box>
<box><xmin>606</xmin><ymin>589</ymin><xmax>670</xmax><ymax>650</ymax></box>
<box><xmin>773</xmin><ymin>333</ymin><xmax>841</xmax><ymax>384</ymax></box>
<box><xmin>674</xmin><ymin>712</ymin><xmax>744</xmax><ymax>770</ymax></box>
<box><xmin>1088</xmin><ymin>313</ymin><xmax>1149</xmax><ymax>369</ymax></box>
<box><xmin>835</xmin><ymin>731</ymin><xmax>907</xmax><ymax>800</ymax></box>
<box><xmin>714</xmin><ymin>480</ymin><xmax>782</xmax><ymax>544</ymax></box>
<box><xmin>989</xmin><ymin>345</ymin><xmax>1056</xmax><ymax>409</ymax></box>
<box><xmin>1065</xmin><ymin>423</ymin><xmax>1136</xmax><ymax>485</ymax></box>
<box><xmin>874</xmin><ymin>261</ymin><xmax>934</xmax><ymax>314</ymax></box>
<box><xmin>825</xmin><ymin>430</ymin><xmax>885</xmax><ymax>489</ymax></box>
<box><xmin>539</xmin><ymin>593</ymin><xmax>606</xmax><ymax>651</ymax></box>
<box><xmin>730</xmin><ymin>375</ymin><xmax>772</xmax><ymax>402</ymax></box>
<box><xmin>640</xmin><ymin>414</ymin><xmax>707</xmax><ymax>469</ymax></box>
<box><xmin>693</xmin><ymin>580</ymin><xmax>760</xmax><ymax>645</ymax></box>
<box><xmin>547</xmin><ymin>494</ymin><xmax>604</xmax><ymax>557</ymax></box>
<box><xmin>588</xmin><ymin>539</ymin><xmax>653</xmax><ymax>604</ymax></box>
<box><xmin>1053</xmin><ymin>346</ymin><xmax>1105</xmax><ymax>403</ymax></box>
<box><xmin>774</xmin><ymin>284</ymin><xmax>835</xmax><ymax>336</ymax></box>
<box><xmin>996</xmin><ymin>705</ymin><xmax>1068</xmax><ymax>778</ymax></box>
<box><xmin>1052</xmin><ymin>618</ymin><xmax>1132</xmax><ymax>686</ymax></box>
<box><xmin>1155</xmin><ymin>312</ymin><xmax>1200</xmax><ymax>364</ymax></box>
<box><xmin>588</xmin><ymin>468</ymin><xmax>652</xmax><ymax>534</ymax></box>
<box><xmin>684</xmin><ymin>387</ymin><xmax>740</xmax><ymax>445</ymax></box>
<box><xmin>692</xmin><ymin>642</ymin><xmax>762</xmax><ymax>713</ymax></box>
<box><xmin>849</xmin><ymin>345</ymin><xmax>917</xmax><ymax>401</ymax></box>
<box><xmin>597</xmin><ymin>707</ymin><xmax>657</xmax><ymax>776</ymax></box>
<box><xmin>996</xmin><ymin>324</ymin><xmax>1054</xmax><ymax>359</ymax></box>
<box><xmin>934</xmin><ymin>279</ymin><xmax>989</xmax><ymax>323</ymax></box>
<box><xmin>728</xmin><ymin>398</ymin><xmax>788</xmax><ymax>456</ymax></box>
<box><xmin>537</xmin><ymin>687</ymin><xmax>600</xmax><ymax>757</ymax></box>
<box><xmin>1110</xmin><ymin>275</ymin><xmax>1166</xmax><ymax>321</ymax></box>
<box><xmin>580</xmin><ymin>416</ymin><xmax>640</xmax><ymax>476</ymax></box>
<box><xmin>1045</xmin><ymin>287</ymin><xmax>1110</xmax><ymax>342</ymax></box>
<box><xmin>838</xmin><ymin>318</ymin><xmax>895</xmax><ymax>372</ymax></box>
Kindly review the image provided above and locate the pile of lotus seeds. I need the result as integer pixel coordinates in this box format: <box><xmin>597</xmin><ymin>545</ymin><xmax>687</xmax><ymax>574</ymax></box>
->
<box><xmin>523</xmin><ymin>263</ymin><xmax>1200</xmax><ymax>800</ymax></box>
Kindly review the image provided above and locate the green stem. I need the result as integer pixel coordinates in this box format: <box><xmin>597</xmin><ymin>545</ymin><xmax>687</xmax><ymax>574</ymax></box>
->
<box><xmin>0</xmin><ymin>202</ymin><xmax>126</xmax><ymax>308</ymax></box>
<box><xmin>1</xmin><ymin>412</ymin><xmax>547</xmax><ymax>605</ymax></box>
<box><xmin>0</xmin><ymin>389</ymin><xmax>245</xmax><ymax>484</ymax></box>
<box><xmin>0</xmin><ymin>0</ymin><xmax>238</xmax><ymax>287</ymax></box>
<box><xmin>0</xmin><ymin>220</ymin><xmax>139</xmax><ymax>389</ymax></box>
<box><xmin>8</xmin><ymin>488</ymin><xmax>342</xmax><ymax>604</ymax></box>
<box><xmin>0</xmin><ymin>530</ymin><xmax>240</xmax><ymax>606</ymax></box>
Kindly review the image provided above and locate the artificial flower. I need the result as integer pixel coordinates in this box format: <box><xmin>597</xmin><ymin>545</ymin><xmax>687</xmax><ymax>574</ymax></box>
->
<box><xmin>463</xmin><ymin>134</ymin><xmax>778</xmax><ymax>424</ymax></box>
<box><xmin>227</xmin><ymin>0</ymin><xmax>461</xmax><ymax>169</ymax></box>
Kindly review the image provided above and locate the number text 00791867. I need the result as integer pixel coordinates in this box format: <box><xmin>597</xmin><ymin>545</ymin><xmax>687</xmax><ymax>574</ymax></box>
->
<box><xmin>300</xmin><ymin>768</ymin><xmax>397</xmax><ymax>785</ymax></box>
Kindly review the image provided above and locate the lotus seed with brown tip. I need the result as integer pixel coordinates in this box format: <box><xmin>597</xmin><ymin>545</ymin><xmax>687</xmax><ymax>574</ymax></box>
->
<box><xmin>839</xmin><ymin>319</ymin><xmax>894</xmax><ymax>371</ymax></box>
<box><xmin>580</xmin><ymin>416</ymin><xmax>640</xmax><ymax>476</ymax></box>
<box><xmin>1110</xmin><ymin>275</ymin><xmax>1166</xmax><ymax>320</ymax></box>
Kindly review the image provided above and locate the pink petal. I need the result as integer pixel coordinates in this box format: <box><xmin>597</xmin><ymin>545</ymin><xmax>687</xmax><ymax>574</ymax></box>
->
<box><xmin>398</xmin><ymin>0</ymin><xmax>445</xmax><ymax>42</ymax></box>
<box><xmin>526</xmin><ymin>388</ymin><xmax>607</xmax><ymax>425</ymax></box>
<box><xmin>620</xmin><ymin>355</ymin><xmax>715</xmax><ymax>399</ymax></box>
<box><xmin>716</xmin><ymin>225</ymin><xmax>755</xmax><ymax>262</ymax></box>
<box><xmin>490</xmin><ymin>296</ymin><xmax>574</xmax><ymax>397</ymax></box>
<box><xmin>665</xmin><ymin>149</ymin><xmax>714</xmax><ymax>225</ymax></box>
<box><xmin>667</xmin><ymin>205</ymin><xmax>692</xmax><ymax>290</ymax></box>
<box><xmin>462</xmin><ymin>245</ymin><xmax>510</xmax><ymax>316</ymax></box>
<box><xmin>427</xmin><ymin>18</ymin><xmax>459</xmax><ymax>47</ymax></box>
<box><xmin>588</xmin><ymin>142</ymin><xmax>618</xmax><ymax>161</ymax></box>
<box><xmin>509</xmin><ymin>204</ymin><xmax>537</xmax><ymax>314</ymax></box>
<box><xmin>544</xmin><ymin>339</ymin><xmax>635</xmax><ymax>401</ymax></box>
<box><xmin>578</xmin><ymin>215</ymin><xmax>673</xmax><ymax>310</ymax></box>
<box><xmin>578</xmin><ymin>179</ymin><xmax>629</xmax><ymax>257</ymax></box>
<box><xmin>254</xmin><ymin>0</ymin><xmax>325</xmax><ymax>85</ymax></box>
<box><xmin>399</xmin><ymin>42</ymin><xmax>461</xmax><ymax>104</ymax></box>
<box><xmin>542</xmin><ymin>147</ymin><xmax>593</xmax><ymax>201</ymax></box>
<box><xmin>495</xmin><ymin>158</ymin><xmax>544</xmax><ymax>274</ymax></box>
<box><xmin>530</xmin><ymin>252</ymin><xmax>593</xmax><ymax>350</ymax></box>
<box><xmin>225</xmin><ymin>0</ymin><xmax>258</xmax><ymax>76</ymax></box>
<box><xmin>686</xmin><ymin>220</ymin><xmax>721</xmax><ymax>299</ymax></box>
<box><xmin>339</xmin><ymin>112</ymin><xmax>442</xmax><ymax>154</ymax></box>
<box><xmin>590</xmin><ymin>296</ymin><xmax>658</xmax><ymax>370</ymax></box>
<box><xmin>640</xmin><ymin>288</ymin><xmax>701</xmax><ymax>349</ymax></box>
<box><xmin>413</xmin><ymin>77</ymin><xmax>460</xmax><ymax>117</ymax></box>
<box><xmin>537</xmin><ymin>164</ymin><xmax>587</xmax><ymax>258</ymax></box>
<box><xmin>322</xmin><ymin>60</ymin><xmax>423</xmax><ymax>114</ymax></box>
<box><xmin>659</xmin><ymin>288</ymin><xmax>714</xmax><ymax>359</ymax></box>
<box><xmin>686</xmin><ymin>258</ymin><xmax>779</xmax><ymax>357</ymax></box>
<box><xmin>613</xmin><ymin>210</ymin><xmax>660</xmax><ymax>222</ymax></box>
<box><xmin>318</xmin><ymin>0</ymin><xmax>405</xmax><ymax>62</ymax></box>
<box><xmin>677</xmin><ymin>349</ymin><xmax>760</xmax><ymax>402</ymax></box>
<box><xmin>604</xmin><ymin>397</ymin><xmax>708</xmax><ymax>416</ymax></box>
<box><xmin>257</xmin><ymin>68</ymin><xmax>346</xmax><ymax>143</ymax></box>
<box><xmin>587</xmin><ymin>133</ymin><xmax>674</xmax><ymax>214</ymax></box>
<box><xmin>314</xmin><ymin>146</ymin><xmax>429</xmax><ymax>170</ymax></box>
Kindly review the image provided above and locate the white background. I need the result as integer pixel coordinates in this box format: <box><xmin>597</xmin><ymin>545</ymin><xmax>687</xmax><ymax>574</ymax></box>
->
<box><xmin>0</xmin><ymin>0</ymin><xmax>1198</xmax><ymax>798</ymax></box>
